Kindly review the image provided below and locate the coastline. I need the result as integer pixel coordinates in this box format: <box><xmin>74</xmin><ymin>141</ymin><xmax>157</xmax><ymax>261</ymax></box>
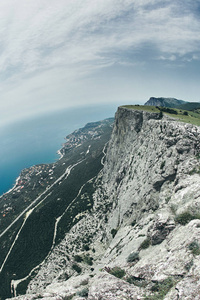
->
<box><xmin>1</xmin><ymin>145</ymin><xmax>63</xmax><ymax>198</ymax></box>
<box><xmin>0</xmin><ymin>176</ymin><xmax>21</xmax><ymax>198</ymax></box>
<box><xmin>57</xmin><ymin>148</ymin><xmax>64</xmax><ymax>160</ymax></box>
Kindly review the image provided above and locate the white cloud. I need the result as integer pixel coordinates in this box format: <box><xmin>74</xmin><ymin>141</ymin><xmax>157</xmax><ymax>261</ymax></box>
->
<box><xmin>0</xmin><ymin>0</ymin><xmax>199</xmax><ymax>76</ymax></box>
<box><xmin>0</xmin><ymin>0</ymin><xmax>200</xmax><ymax>126</ymax></box>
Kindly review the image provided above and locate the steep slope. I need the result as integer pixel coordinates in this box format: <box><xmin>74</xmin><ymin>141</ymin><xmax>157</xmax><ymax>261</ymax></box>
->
<box><xmin>0</xmin><ymin>118</ymin><xmax>114</xmax><ymax>300</ymax></box>
<box><xmin>145</xmin><ymin>97</ymin><xmax>187</xmax><ymax>108</ymax></box>
<box><xmin>7</xmin><ymin>107</ymin><xmax>200</xmax><ymax>299</ymax></box>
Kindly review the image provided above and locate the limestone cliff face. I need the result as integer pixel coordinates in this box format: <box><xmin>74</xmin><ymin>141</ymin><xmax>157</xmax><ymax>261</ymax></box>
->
<box><xmin>102</xmin><ymin>107</ymin><xmax>200</xmax><ymax>227</ymax></box>
<box><xmin>10</xmin><ymin>107</ymin><xmax>200</xmax><ymax>300</ymax></box>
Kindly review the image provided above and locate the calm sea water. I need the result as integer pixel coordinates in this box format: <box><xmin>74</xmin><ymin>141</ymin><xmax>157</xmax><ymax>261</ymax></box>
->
<box><xmin>0</xmin><ymin>104</ymin><xmax>118</xmax><ymax>196</ymax></box>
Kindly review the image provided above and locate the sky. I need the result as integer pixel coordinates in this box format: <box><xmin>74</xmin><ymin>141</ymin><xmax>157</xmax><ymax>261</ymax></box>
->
<box><xmin>0</xmin><ymin>0</ymin><xmax>200</xmax><ymax>127</ymax></box>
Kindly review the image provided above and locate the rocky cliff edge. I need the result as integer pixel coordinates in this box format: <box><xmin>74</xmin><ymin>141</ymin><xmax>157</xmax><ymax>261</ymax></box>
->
<box><xmin>10</xmin><ymin>107</ymin><xmax>200</xmax><ymax>300</ymax></box>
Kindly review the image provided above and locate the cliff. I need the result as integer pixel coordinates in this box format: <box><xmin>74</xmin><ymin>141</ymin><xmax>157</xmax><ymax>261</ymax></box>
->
<box><xmin>7</xmin><ymin>107</ymin><xmax>200</xmax><ymax>299</ymax></box>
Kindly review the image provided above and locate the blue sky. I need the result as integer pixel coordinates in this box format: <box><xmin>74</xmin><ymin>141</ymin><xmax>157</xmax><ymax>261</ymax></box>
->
<box><xmin>0</xmin><ymin>0</ymin><xmax>200</xmax><ymax>126</ymax></box>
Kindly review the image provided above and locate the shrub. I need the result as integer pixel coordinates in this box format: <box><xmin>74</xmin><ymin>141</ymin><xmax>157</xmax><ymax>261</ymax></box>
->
<box><xmin>127</xmin><ymin>252</ymin><xmax>140</xmax><ymax>263</ymax></box>
<box><xmin>77</xmin><ymin>288</ymin><xmax>88</xmax><ymax>297</ymax></box>
<box><xmin>147</xmin><ymin>277</ymin><xmax>174</xmax><ymax>299</ymax></box>
<box><xmin>111</xmin><ymin>228</ymin><xmax>118</xmax><ymax>238</ymax></box>
<box><xmin>188</xmin><ymin>241</ymin><xmax>200</xmax><ymax>255</ymax></box>
<box><xmin>72</xmin><ymin>263</ymin><xmax>82</xmax><ymax>274</ymax></box>
<box><xmin>160</xmin><ymin>107</ymin><xmax>178</xmax><ymax>115</ymax></box>
<box><xmin>175</xmin><ymin>211</ymin><xmax>200</xmax><ymax>225</ymax></box>
<box><xmin>159</xmin><ymin>111</ymin><xmax>163</xmax><ymax>119</ymax></box>
<box><xmin>160</xmin><ymin>161</ymin><xmax>165</xmax><ymax>169</ymax></box>
<box><xmin>189</xmin><ymin>167</ymin><xmax>200</xmax><ymax>175</ymax></box>
<box><xmin>126</xmin><ymin>276</ymin><xmax>148</xmax><ymax>287</ymax></box>
<box><xmin>83</xmin><ymin>244</ymin><xmax>90</xmax><ymax>251</ymax></box>
<box><xmin>139</xmin><ymin>238</ymin><xmax>151</xmax><ymax>250</ymax></box>
<box><xmin>83</xmin><ymin>255</ymin><xmax>93</xmax><ymax>265</ymax></box>
<box><xmin>110</xmin><ymin>267</ymin><xmax>125</xmax><ymax>279</ymax></box>
<box><xmin>74</xmin><ymin>255</ymin><xmax>83</xmax><ymax>262</ymax></box>
<box><xmin>63</xmin><ymin>296</ymin><xmax>74</xmax><ymax>300</ymax></box>
<box><xmin>131</xmin><ymin>220</ymin><xmax>136</xmax><ymax>226</ymax></box>
<box><xmin>184</xmin><ymin>260</ymin><xmax>193</xmax><ymax>271</ymax></box>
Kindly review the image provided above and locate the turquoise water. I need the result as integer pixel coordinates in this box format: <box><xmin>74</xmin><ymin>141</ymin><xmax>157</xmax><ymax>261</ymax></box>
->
<box><xmin>0</xmin><ymin>104</ymin><xmax>117</xmax><ymax>196</ymax></box>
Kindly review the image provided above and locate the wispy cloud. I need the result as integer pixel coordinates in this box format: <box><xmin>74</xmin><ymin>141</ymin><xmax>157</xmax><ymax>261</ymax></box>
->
<box><xmin>0</xmin><ymin>0</ymin><xmax>200</xmax><ymax>125</ymax></box>
<box><xmin>0</xmin><ymin>0</ymin><xmax>199</xmax><ymax>76</ymax></box>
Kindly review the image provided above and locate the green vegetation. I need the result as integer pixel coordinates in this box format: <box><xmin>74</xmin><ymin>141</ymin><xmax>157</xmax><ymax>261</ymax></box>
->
<box><xmin>175</xmin><ymin>211</ymin><xmax>200</xmax><ymax>225</ymax></box>
<box><xmin>83</xmin><ymin>244</ymin><xmax>90</xmax><ymax>251</ymax></box>
<box><xmin>160</xmin><ymin>161</ymin><xmax>165</xmax><ymax>169</ymax></box>
<box><xmin>1</xmin><ymin>120</ymin><xmax>114</xmax><ymax>299</ymax></box>
<box><xmin>188</xmin><ymin>241</ymin><xmax>200</xmax><ymax>255</ymax></box>
<box><xmin>158</xmin><ymin>107</ymin><xmax>178</xmax><ymax>114</ymax></box>
<box><xmin>131</xmin><ymin>220</ymin><xmax>136</xmax><ymax>226</ymax></box>
<box><xmin>184</xmin><ymin>260</ymin><xmax>193</xmax><ymax>271</ymax></box>
<box><xmin>139</xmin><ymin>238</ymin><xmax>151</xmax><ymax>250</ymax></box>
<box><xmin>145</xmin><ymin>277</ymin><xmax>174</xmax><ymax>300</ymax></box>
<box><xmin>109</xmin><ymin>267</ymin><xmax>125</xmax><ymax>279</ymax></box>
<box><xmin>74</xmin><ymin>255</ymin><xmax>83</xmax><ymax>262</ymax></box>
<box><xmin>83</xmin><ymin>255</ymin><xmax>93</xmax><ymax>265</ymax></box>
<box><xmin>189</xmin><ymin>166</ymin><xmax>200</xmax><ymax>175</ymax></box>
<box><xmin>77</xmin><ymin>288</ymin><xmax>89</xmax><ymax>297</ymax></box>
<box><xmin>72</xmin><ymin>263</ymin><xmax>82</xmax><ymax>274</ymax></box>
<box><xmin>63</xmin><ymin>296</ymin><xmax>74</xmax><ymax>300</ymax></box>
<box><xmin>126</xmin><ymin>276</ymin><xmax>148</xmax><ymax>287</ymax></box>
<box><xmin>111</xmin><ymin>228</ymin><xmax>118</xmax><ymax>238</ymax></box>
<box><xmin>127</xmin><ymin>252</ymin><xmax>140</xmax><ymax>263</ymax></box>
<box><xmin>177</xmin><ymin>102</ymin><xmax>200</xmax><ymax>111</ymax></box>
<box><xmin>196</xmin><ymin>153</ymin><xmax>200</xmax><ymax>160</ymax></box>
<box><xmin>122</xmin><ymin>105</ymin><xmax>161</xmax><ymax>113</ymax></box>
<box><xmin>121</xmin><ymin>105</ymin><xmax>200</xmax><ymax>126</ymax></box>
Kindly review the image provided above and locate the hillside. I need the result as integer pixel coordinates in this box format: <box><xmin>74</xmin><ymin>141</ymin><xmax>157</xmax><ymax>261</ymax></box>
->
<box><xmin>145</xmin><ymin>97</ymin><xmax>200</xmax><ymax>112</ymax></box>
<box><xmin>3</xmin><ymin>105</ymin><xmax>200</xmax><ymax>300</ymax></box>
<box><xmin>144</xmin><ymin>97</ymin><xmax>187</xmax><ymax>108</ymax></box>
<box><xmin>177</xmin><ymin>102</ymin><xmax>200</xmax><ymax>111</ymax></box>
<box><xmin>0</xmin><ymin>118</ymin><xmax>114</xmax><ymax>300</ymax></box>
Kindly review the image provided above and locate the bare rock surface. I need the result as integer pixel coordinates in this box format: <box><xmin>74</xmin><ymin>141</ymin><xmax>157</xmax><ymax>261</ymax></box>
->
<box><xmin>8</xmin><ymin>107</ymin><xmax>200</xmax><ymax>300</ymax></box>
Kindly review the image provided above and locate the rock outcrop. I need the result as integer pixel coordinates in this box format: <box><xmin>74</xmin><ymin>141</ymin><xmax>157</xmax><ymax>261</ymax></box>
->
<box><xmin>9</xmin><ymin>107</ymin><xmax>200</xmax><ymax>300</ymax></box>
<box><xmin>145</xmin><ymin>97</ymin><xmax>187</xmax><ymax>108</ymax></box>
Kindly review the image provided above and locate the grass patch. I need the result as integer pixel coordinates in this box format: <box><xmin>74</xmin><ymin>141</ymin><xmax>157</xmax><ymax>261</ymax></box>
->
<box><xmin>122</xmin><ymin>105</ymin><xmax>160</xmax><ymax>113</ymax></box>
<box><xmin>121</xmin><ymin>105</ymin><xmax>200</xmax><ymax>126</ymax></box>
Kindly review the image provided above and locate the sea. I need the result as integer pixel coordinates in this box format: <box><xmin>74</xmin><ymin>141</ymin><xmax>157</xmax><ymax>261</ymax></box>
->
<box><xmin>0</xmin><ymin>104</ymin><xmax>118</xmax><ymax>196</ymax></box>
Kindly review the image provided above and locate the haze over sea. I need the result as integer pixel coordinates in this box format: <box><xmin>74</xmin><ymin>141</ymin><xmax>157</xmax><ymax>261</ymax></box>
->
<box><xmin>0</xmin><ymin>104</ymin><xmax>118</xmax><ymax>196</ymax></box>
